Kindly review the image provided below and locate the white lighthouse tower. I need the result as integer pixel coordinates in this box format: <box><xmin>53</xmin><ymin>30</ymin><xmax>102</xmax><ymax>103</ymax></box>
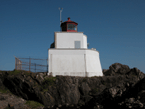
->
<box><xmin>48</xmin><ymin>18</ymin><xmax>103</xmax><ymax>77</ymax></box>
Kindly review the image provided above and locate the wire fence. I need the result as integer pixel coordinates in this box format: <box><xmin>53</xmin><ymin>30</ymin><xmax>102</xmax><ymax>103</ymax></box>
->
<box><xmin>15</xmin><ymin>57</ymin><xmax>48</xmax><ymax>73</ymax></box>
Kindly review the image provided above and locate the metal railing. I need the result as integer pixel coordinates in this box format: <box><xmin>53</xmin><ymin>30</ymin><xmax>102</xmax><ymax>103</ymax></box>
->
<box><xmin>14</xmin><ymin>56</ymin><xmax>48</xmax><ymax>73</ymax></box>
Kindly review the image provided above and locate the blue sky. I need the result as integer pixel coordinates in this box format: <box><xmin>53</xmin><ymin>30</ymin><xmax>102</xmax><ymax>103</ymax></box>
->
<box><xmin>0</xmin><ymin>0</ymin><xmax>145</xmax><ymax>73</ymax></box>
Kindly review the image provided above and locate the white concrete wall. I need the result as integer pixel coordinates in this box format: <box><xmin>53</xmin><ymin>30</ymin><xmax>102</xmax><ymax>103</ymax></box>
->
<box><xmin>83</xmin><ymin>34</ymin><xmax>87</xmax><ymax>48</ymax></box>
<box><xmin>49</xmin><ymin>49</ymin><xmax>86</xmax><ymax>76</ymax></box>
<box><xmin>55</xmin><ymin>32</ymin><xmax>87</xmax><ymax>49</ymax></box>
<box><xmin>48</xmin><ymin>49</ymin><xmax>103</xmax><ymax>77</ymax></box>
<box><xmin>85</xmin><ymin>50</ymin><xmax>103</xmax><ymax>77</ymax></box>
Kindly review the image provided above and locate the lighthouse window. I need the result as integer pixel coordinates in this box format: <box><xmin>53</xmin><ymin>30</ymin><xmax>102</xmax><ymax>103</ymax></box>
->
<box><xmin>67</xmin><ymin>24</ymin><xmax>77</xmax><ymax>30</ymax></box>
<box><xmin>75</xmin><ymin>41</ymin><xmax>80</xmax><ymax>49</ymax></box>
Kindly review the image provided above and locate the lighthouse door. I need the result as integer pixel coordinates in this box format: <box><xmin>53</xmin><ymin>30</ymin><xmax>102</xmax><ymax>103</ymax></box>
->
<box><xmin>75</xmin><ymin>41</ymin><xmax>80</xmax><ymax>49</ymax></box>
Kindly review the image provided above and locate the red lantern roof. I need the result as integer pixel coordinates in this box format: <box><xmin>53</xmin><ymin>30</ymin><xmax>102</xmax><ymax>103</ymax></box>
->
<box><xmin>61</xmin><ymin>17</ymin><xmax>78</xmax><ymax>32</ymax></box>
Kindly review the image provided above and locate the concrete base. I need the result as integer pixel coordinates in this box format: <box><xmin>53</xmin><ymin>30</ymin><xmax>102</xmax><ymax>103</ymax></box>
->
<box><xmin>48</xmin><ymin>49</ymin><xmax>103</xmax><ymax>77</ymax></box>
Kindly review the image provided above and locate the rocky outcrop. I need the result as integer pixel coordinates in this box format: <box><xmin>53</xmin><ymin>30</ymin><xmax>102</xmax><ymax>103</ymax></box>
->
<box><xmin>0</xmin><ymin>92</ymin><xmax>29</xmax><ymax>109</ymax></box>
<box><xmin>0</xmin><ymin>63</ymin><xmax>145</xmax><ymax>109</ymax></box>
<box><xmin>103</xmin><ymin>63</ymin><xmax>130</xmax><ymax>76</ymax></box>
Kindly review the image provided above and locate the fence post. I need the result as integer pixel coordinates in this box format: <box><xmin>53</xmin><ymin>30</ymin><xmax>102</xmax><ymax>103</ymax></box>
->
<box><xmin>20</xmin><ymin>60</ymin><xmax>22</xmax><ymax>70</ymax></box>
<box><xmin>14</xmin><ymin>57</ymin><xmax>48</xmax><ymax>72</ymax></box>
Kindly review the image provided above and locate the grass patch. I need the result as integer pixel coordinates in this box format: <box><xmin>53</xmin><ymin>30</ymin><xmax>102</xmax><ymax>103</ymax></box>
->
<box><xmin>43</xmin><ymin>77</ymin><xmax>56</xmax><ymax>86</ymax></box>
<box><xmin>25</xmin><ymin>100</ymin><xmax>44</xmax><ymax>109</ymax></box>
<box><xmin>0</xmin><ymin>88</ymin><xmax>11</xmax><ymax>94</ymax></box>
<box><xmin>41</xmin><ymin>77</ymin><xmax>56</xmax><ymax>92</ymax></box>
<box><xmin>8</xmin><ymin>69</ymin><xmax>33</xmax><ymax>76</ymax></box>
<box><xmin>8</xmin><ymin>70</ymin><xmax>22</xmax><ymax>75</ymax></box>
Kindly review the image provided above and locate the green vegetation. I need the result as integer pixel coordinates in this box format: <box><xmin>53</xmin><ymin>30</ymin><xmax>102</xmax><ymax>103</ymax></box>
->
<box><xmin>91</xmin><ymin>88</ymin><xmax>100</xmax><ymax>94</ymax></box>
<box><xmin>8</xmin><ymin>69</ymin><xmax>32</xmax><ymax>76</ymax></box>
<box><xmin>8</xmin><ymin>69</ymin><xmax>22</xmax><ymax>75</ymax></box>
<box><xmin>41</xmin><ymin>77</ymin><xmax>56</xmax><ymax>92</ymax></box>
<box><xmin>23</xmin><ymin>71</ymin><xmax>32</xmax><ymax>76</ymax></box>
<box><xmin>25</xmin><ymin>100</ymin><xmax>44</xmax><ymax>109</ymax></box>
<box><xmin>82</xmin><ymin>77</ymin><xmax>88</xmax><ymax>82</ymax></box>
<box><xmin>43</xmin><ymin>77</ymin><xmax>56</xmax><ymax>86</ymax></box>
<box><xmin>0</xmin><ymin>88</ymin><xmax>11</xmax><ymax>94</ymax></box>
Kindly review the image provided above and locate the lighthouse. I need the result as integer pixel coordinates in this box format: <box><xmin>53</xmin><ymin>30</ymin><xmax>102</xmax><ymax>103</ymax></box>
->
<box><xmin>48</xmin><ymin>18</ymin><xmax>103</xmax><ymax>77</ymax></box>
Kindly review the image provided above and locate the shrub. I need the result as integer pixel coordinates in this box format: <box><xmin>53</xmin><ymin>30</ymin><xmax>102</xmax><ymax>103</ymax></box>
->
<box><xmin>25</xmin><ymin>100</ymin><xmax>44</xmax><ymax>109</ymax></box>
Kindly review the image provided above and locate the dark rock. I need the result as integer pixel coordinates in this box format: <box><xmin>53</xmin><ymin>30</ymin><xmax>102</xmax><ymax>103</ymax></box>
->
<box><xmin>119</xmin><ymin>98</ymin><xmax>144</xmax><ymax>109</ymax></box>
<box><xmin>0</xmin><ymin>63</ymin><xmax>145</xmax><ymax>109</ymax></box>
<box><xmin>103</xmin><ymin>63</ymin><xmax>130</xmax><ymax>76</ymax></box>
<box><xmin>79</xmin><ymin>82</ymin><xmax>91</xmax><ymax>95</ymax></box>
<box><xmin>0</xmin><ymin>95</ymin><xmax>7</xmax><ymax>100</ymax></box>
<box><xmin>126</xmin><ymin>67</ymin><xmax>145</xmax><ymax>80</ymax></box>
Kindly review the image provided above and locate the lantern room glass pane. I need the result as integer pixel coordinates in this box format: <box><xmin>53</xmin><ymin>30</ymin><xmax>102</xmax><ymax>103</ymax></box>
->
<box><xmin>67</xmin><ymin>24</ymin><xmax>77</xmax><ymax>30</ymax></box>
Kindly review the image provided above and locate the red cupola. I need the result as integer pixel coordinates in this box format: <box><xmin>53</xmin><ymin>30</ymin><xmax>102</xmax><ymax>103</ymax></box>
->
<box><xmin>61</xmin><ymin>17</ymin><xmax>78</xmax><ymax>32</ymax></box>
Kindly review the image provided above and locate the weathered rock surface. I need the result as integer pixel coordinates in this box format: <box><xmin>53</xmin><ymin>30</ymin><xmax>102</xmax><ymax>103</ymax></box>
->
<box><xmin>0</xmin><ymin>92</ymin><xmax>31</xmax><ymax>109</ymax></box>
<box><xmin>0</xmin><ymin>63</ymin><xmax>145</xmax><ymax>109</ymax></box>
<box><xmin>103</xmin><ymin>63</ymin><xmax>131</xmax><ymax>76</ymax></box>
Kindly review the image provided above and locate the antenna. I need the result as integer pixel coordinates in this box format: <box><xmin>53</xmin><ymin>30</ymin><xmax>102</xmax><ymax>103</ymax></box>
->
<box><xmin>59</xmin><ymin>7</ymin><xmax>63</xmax><ymax>25</ymax></box>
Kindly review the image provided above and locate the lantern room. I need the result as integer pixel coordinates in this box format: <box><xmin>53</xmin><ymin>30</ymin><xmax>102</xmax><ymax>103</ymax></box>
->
<box><xmin>61</xmin><ymin>17</ymin><xmax>78</xmax><ymax>32</ymax></box>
